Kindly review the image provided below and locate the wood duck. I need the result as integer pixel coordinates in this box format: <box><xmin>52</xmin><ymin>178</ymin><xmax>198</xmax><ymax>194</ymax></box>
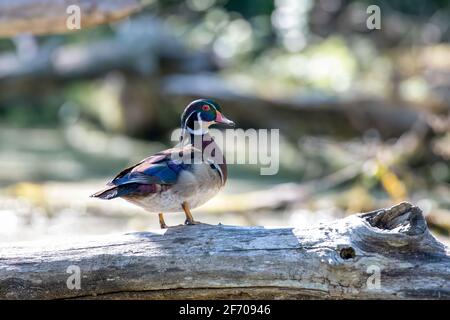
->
<box><xmin>91</xmin><ymin>99</ymin><xmax>235</xmax><ymax>228</ymax></box>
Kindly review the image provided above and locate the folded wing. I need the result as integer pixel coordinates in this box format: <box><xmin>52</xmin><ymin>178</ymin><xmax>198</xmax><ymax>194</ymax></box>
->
<box><xmin>91</xmin><ymin>145</ymin><xmax>194</xmax><ymax>199</ymax></box>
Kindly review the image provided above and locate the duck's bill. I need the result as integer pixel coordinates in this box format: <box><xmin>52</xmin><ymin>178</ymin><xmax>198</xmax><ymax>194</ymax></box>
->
<box><xmin>215</xmin><ymin>111</ymin><xmax>235</xmax><ymax>127</ymax></box>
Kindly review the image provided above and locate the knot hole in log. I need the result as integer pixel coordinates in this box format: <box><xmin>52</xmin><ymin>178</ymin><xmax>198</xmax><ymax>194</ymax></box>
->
<box><xmin>361</xmin><ymin>202</ymin><xmax>428</xmax><ymax>236</ymax></box>
<box><xmin>339</xmin><ymin>247</ymin><xmax>356</xmax><ymax>259</ymax></box>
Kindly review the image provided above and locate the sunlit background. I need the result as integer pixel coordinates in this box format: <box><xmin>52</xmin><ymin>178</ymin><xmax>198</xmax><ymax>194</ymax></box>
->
<box><xmin>0</xmin><ymin>0</ymin><xmax>449</xmax><ymax>244</ymax></box>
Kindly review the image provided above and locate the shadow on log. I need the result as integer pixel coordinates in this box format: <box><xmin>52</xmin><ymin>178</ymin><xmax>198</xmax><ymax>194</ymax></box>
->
<box><xmin>0</xmin><ymin>202</ymin><xmax>449</xmax><ymax>299</ymax></box>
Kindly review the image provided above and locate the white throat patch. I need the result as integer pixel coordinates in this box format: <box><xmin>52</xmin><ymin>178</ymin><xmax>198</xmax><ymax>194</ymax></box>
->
<box><xmin>186</xmin><ymin>113</ymin><xmax>210</xmax><ymax>135</ymax></box>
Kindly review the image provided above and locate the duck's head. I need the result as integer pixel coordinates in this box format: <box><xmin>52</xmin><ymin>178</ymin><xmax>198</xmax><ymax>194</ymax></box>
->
<box><xmin>180</xmin><ymin>99</ymin><xmax>235</xmax><ymax>137</ymax></box>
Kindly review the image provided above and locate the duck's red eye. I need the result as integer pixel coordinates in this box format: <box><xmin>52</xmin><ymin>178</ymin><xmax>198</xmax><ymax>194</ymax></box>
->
<box><xmin>202</xmin><ymin>104</ymin><xmax>210</xmax><ymax>111</ymax></box>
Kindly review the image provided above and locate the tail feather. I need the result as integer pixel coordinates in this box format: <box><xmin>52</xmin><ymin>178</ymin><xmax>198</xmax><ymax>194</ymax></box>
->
<box><xmin>91</xmin><ymin>183</ymin><xmax>146</xmax><ymax>199</ymax></box>
<box><xmin>90</xmin><ymin>186</ymin><xmax>119</xmax><ymax>200</ymax></box>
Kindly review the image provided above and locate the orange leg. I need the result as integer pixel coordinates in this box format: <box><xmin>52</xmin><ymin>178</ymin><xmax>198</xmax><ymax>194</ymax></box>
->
<box><xmin>158</xmin><ymin>213</ymin><xmax>168</xmax><ymax>229</ymax></box>
<box><xmin>182</xmin><ymin>201</ymin><xmax>200</xmax><ymax>225</ymax></box>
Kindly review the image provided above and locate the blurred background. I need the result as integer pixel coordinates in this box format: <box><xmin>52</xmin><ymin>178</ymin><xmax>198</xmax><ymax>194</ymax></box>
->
<box><xmin>0</xmin><ymin>0</ymin><xmax>449</xmax><ymax>244</ymax></box>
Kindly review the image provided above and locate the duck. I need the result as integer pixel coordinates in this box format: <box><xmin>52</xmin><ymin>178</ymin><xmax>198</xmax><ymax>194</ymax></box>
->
<box><xmin>91</xmin><ymin>99</ymin><xmax>235</xmax><ymax>228</ymax></box>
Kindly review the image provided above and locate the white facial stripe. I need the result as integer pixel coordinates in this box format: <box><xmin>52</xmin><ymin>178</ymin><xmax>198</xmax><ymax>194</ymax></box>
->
<box><xmin>187</xmin><ymin>112</ymin><xmax>208</xmax><ymax>135</ymax></box>
<box><xmin>183</xmin><ymin>102</ymin><xmax>219</xmax><ymax>136</ymax></box>
<box><xmin>180</xmin><ymin>110</ymin><xmax>198</xmax><ymax>142</ymax></box>
<box><xmin>183</xmin><ymin>110</ymin><xmax>197</xmax><ymax>127</ymax></box>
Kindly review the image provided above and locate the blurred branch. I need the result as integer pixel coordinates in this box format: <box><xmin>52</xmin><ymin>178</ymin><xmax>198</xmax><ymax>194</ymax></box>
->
<box><xmin>0</xmin><ymin>16</ymin><xmax>215</xmax><ymax>80</ymax></box>
<box><xmin>0</xmin><ymin>202</ymin><xmax>449</xmax><ymax>299</ymax></box>
<box><xmin>163</xmin><ymin>73</ymin><xmax>428</xmax><ymax>140</ymax></box>
<box><xmin>0</xmin><ymin>16</ymin><xmax>216</xmax><ymax>135</ymax></box>
<box><xmin>210</xmin><ymin>164</ymin><xmax>362</xmax><ymax>213</ymax></box>
<box><xmin>0</xmin><ymin>0</ymin><xmax>142</xmax><ymax>37</ymax></box>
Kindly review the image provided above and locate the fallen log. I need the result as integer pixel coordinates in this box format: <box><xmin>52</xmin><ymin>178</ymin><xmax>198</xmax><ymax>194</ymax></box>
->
<box><xmin>0</xmin><ymin>202</ymin><xmax>448</xmax><ymax>299</ymax></box>
<box><xmin>0</xmin><ymin>0</ymin><xmax>142</xmax><ymax>37</ymax></box>
<box><xmin>163</xmin><ymin>74</ymin><xmax>427</xmax><ymax>140</ymax></box>
<box><xmin>0</xmin><ymin>16</ymin><xmax>214</xmax><ymax>82</ymax></box>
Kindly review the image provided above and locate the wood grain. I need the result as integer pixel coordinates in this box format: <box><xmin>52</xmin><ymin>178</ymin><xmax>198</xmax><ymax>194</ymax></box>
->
<box><xmin>0</xmin><ymin>202</ymin><xmax>449</xmax><ymax>299</ymax></box>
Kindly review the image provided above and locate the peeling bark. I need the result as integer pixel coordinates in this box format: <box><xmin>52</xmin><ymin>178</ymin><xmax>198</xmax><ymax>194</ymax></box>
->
<box><xmin>0</xmin><ymin>202</ymin><xmax>449</xmax><ymax>299</ymax></box>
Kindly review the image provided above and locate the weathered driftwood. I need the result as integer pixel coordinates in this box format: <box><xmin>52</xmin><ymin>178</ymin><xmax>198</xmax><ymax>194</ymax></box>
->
<box><xmin>0</xmin><ymin>0</ymin><xmax>142</xmax><ymax>37</ymax></box>
<box><xmin>0</xmin><ymin>202</ymin><xmax>449</xmax><ymax>299</ymax></box>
